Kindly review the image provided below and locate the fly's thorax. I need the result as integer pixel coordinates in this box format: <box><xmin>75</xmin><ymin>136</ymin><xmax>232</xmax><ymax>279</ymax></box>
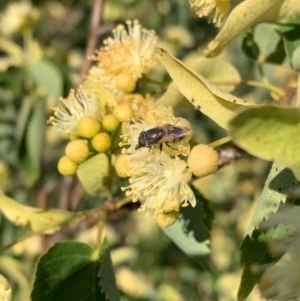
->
<box><xmin>137</xmin><ymin>127</ymin><xmax>166</xmax><ymax>147</ymax></box>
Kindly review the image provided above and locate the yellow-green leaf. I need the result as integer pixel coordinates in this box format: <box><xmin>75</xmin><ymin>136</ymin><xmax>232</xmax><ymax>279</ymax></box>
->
<box><xmin>155</xmin><ymin>47</ymin><xmax>250</xmax><ymax>129</ymax></box>
<box><xmin>28</xmin><ymin>59</ymin><xmax>63</xmax><ymax>100</ymax></box>
<box><xmin>229</xmin><ymin>105</ymin><xmax>300</xmax><ymax>180</ymax></box>
<box><xmin>157</xmin><ymin>82</ymin><xmax>184</xmax><ymax>108</ymax></box>
<box><xmin>0</xmin><ymin>257</ymin><xmax>30</xmax><ymax>300</ymax></box>
<box><xmin>158</xmin><ymin>51</ymin><xmax>241</xmax><ymax>108</ymax></box>
<box><xmin>158</xmin><ymin>52</ymin><xmax>241</xmax><ymax>108</ymax></box>
<box><xmin>278</xmin><ymin>0</ymin><xmax>300</xmax><ymax>20</ymax></box>
<box><xmin>183</xmin><ymin>52</ymin><xmax>241</xmax><ymax>92</ymax></box>
<box><xmin>77</xmin><ymin>153</ymin><xmax>109</xmax><ymax>196</ymax></box>
<box><xmin>0</xmin><ymin>194</ymin><xmax>79</xmax><ymax>234</ymax></box>
<box><xmin>204</xmin><ymin>0</ymin><xmax>289</xmax><ymax>57</ymax></box>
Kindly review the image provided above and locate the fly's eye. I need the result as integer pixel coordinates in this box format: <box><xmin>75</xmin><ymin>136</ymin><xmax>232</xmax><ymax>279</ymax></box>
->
<box><xmin>138</xmin><ymin>133</ymin><xmax>146</xmax><ymax>144</ymax></box>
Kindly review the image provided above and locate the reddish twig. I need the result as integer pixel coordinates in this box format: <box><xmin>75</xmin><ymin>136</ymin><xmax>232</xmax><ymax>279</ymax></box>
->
<box><xmin>80</xmin><ymin>0</ymin><xmax>104</xmax><ymax>81</ymax></box>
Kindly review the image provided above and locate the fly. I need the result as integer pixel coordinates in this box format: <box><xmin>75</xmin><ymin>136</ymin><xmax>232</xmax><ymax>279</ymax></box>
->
<box><xmin>136</xmin><ymin>124</ymin><xmax>189</xmax><ymax>150</ymax></box>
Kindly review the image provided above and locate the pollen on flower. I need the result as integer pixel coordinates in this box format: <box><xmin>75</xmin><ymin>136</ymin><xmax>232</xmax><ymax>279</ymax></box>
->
<box><xmin>95</xmin><ymin>19</ymin><xmax>158</xmax><ymax>82</ymax></box>
<box><xmin>188</xmin><ymin>0</ymin><xmax>230</xmax><ymax>27</ymax></box>
<box><xmin>48</xmin><ymin>88</ymin><xmax>100</xmax><ymax>137</ymax></box>
<box><xmin>83</xmin><ymin>66</ymin><xmax>124</xmax><ymax>103</ymax></box>
<box><xmin>122</xmin><ymin>149</ymin><xmax>196</xmax><ymax>219</ymax></box>
<box><xmin>119</xmin><ymin>119</ymin><xmax>150</xmax><ymax>154</ymax></box>
<box><xmin>120</xmin><ymin>93</ymin><xmax>155</xmax><ymax>121</ymax></box>
<box><xmin>144</xmin><ymin>105</ymin><xmax>177</xmax><ymax>126</ymax></box>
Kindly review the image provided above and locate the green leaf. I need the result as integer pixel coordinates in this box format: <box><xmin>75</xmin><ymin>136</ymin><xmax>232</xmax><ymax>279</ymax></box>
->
<box><xmin>253</xmin><ymin>23</ymin><xmax>285</xmax><ymax>64</ymax></box>
<box><xmin>238</xmin><ymin>223</ymin><xmax>292</xmax><ymax>301</ymax></box>
<box><xmin>238</xmin><ymin>267</ymin><xmax>260</xmax><ymax>301</ymax></box>
<box><xmin>181</xmin><ymin>187</ymin><xmax>214</xmax><ymax>242</ymax></box>
<box><xmin>277</xmin><ymin>16</ymin><xmax>300</xmax><ymax>70</ymax></box>
<box><xmin>155</xmin><ymin>48</ymin><xmax>250</xmax><ymax>130</ymax></box>
<box><xmin>0</xmin><ymin>103</ymin><xmax>16</xmax><ymax>164</ymax></box>
<box><xmin>291</xmin><ymin>46</ymin><xmax>300</xmax><ymax>70</ymax></box>
<box><xmin>27</xmin><ymin>98</ymin><xmax>46</xmax><ymax>169</ymax></box>
<box><xmin>162</xmin><ymin>190</ymin><xmax>212</xmax><ymax>263</ymax></box>
<box><xmin>32</xmin><ymin>242</ymin><xmax>96</xmax><ymax>301</ymax></box>
<box><xmin>31</xmin><ymin>241</ymin><xmax>120</xmax><ymax>301</ymax></box>
<box><xmin>0</xmin><ymin>193</ymin><xmax>79</xmax><ymax>234</ymax></box>
<box><xmin>242</xmin><ymin>30</ymin><xmax>260</xmax><ymax>60</ymax></box>
<box><xmin>14</xmin><ymin>96</ymin><xmax>47</xmax><ymax>186</ymax></box>
<box><xmin>260</xmin><ymin>222</ymin><xmax>294</xmax><ymax>243</ymax></box>
<box><xmin>77</xmin><ymin>154</ymin><xmax>109</xmax><ymax>196</ymax></box>
<box><xmin>25</xmin><ymin>98</ymin><xmax>46</xmax><ymax>186</ymax></box>
<box><xmin>15</xmin><ymin>96</ymin><xmax>33</xmax><ymax>149</ymax></box>
<box><xmin>246</xmin><ymin>161</ymin><xmax>296</xmax><ymax>235</ymax></box>
<box><xmin>98</xmin><ymin>240</ymin><xmax>121</xmax><ymax>301</ymax></box>
<box><xmin>229</xmin><ymin>105</ymin><xmax>300</xmax><ymax>180</ymax></box>
<box><xmin>28</xmin><ymin>58</ymin><xmax>63</xmax><ymax>99</ymax></box>
<box><xmin>238</xmin><ymin>231</ymin><xmax>274</xmax><ymax>301</ymax></box>
<box><xmin>0</xmin><ymin>66</ymin><xmax>24</xmax><ymax>100</ymax></box>
<box><xmin>162</xmin><ymin>218</ymin><xmax>210</xmax><ymax>262</ymax></box>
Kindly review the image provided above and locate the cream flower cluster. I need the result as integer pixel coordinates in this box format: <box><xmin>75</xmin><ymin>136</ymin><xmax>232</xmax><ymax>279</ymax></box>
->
<box><xmin>120</xmin><ymin>106</ymin><xmax>196</xmax><ymax>226</ymax></box>
<box><xmin>188</xmin><ymin>0</ymin><xmax>230</xmax><ymax>27</ymax></box>
<box><xmin>48</xmin><ymin>89</ymin><xmax>101</xmax><ymax>136</ymax></box>
<box><xmin>96</xmin><ymin>19</ymin><xmax>158</xmax><ymax>81</ymax></box>
<box><xmin>123</xmin><ymin>149</ymin><xmax>196</xmax><ymax>213</ymax></box>
<box><xmin>93</xmin><ymin>19</ymin><xmax>158</xmax><ymax>94</ymax></box>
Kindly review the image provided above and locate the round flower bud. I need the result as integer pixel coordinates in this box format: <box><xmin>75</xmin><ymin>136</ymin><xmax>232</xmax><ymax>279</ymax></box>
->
<box><xmin>156</xmin><ymin>210</ymin><xmax>179</xmax><ymax>227</ymax></box>
<box><xmin>65</xmin><ymin>139</ymin><xmax>90</xmax><ymax>164</ymax></box>
<box><xmin>187</xmin><ymin>144</ymin><xmax>219</xmax><ymax>177</ymax></box>
<box><xmin>91</xmin><ymin>132</ymin><xmax>111</xmax><ymax>153</ymax></box>
<box><xmin>114</xmin><ymin>154</ymin><xmax>131</xmax><ymax>178</ymax></box>
<box><xmin>113</xmin><ymin>104</ymin><xmax>133</xmax><ymax>122</ymax></box>
<box><xmin>115</xmin><ymin>73</ymin><xmax>136</xmax><ymax>92</ymax></box>
<box><xmin>57</xmin><ymin>156</ymin><xmax>77</xmax><ymax>175</ymax></box>
<box><xmin>76</xmin><ymin>116</ymin><xmax>101</xmax><ymax>138</ymax></box>
<box><xmin>102</xmin><ymin>114</ymin><xmax>120</xmax><ymax>132</ymax></box>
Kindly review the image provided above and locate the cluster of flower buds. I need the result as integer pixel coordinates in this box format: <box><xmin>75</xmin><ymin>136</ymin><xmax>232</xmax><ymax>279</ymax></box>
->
<box><xmin>49</xmin><ymin>20</ymin><xmax>158</xmax><ymax>175</ymax></box>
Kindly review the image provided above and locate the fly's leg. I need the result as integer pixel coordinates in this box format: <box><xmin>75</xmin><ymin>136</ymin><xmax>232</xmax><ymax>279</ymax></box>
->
<box><xmin>165</xmin><ymin>142</ymin><xmax>177</xmax><ymax>150</ymax></box>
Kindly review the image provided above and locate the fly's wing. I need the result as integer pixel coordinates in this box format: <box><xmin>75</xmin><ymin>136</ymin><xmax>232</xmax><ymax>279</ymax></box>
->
<box><xmin>166</xmin><ymin>125</ymin><xmax>189</xmax><ymax>141</ymax></box>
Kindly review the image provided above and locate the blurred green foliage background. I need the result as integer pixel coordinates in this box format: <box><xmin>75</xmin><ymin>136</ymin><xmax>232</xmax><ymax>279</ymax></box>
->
<box><xmin>0</xmin><ymin>0</ymin><xmax>279</xmax><ymax>300</ymax></box>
